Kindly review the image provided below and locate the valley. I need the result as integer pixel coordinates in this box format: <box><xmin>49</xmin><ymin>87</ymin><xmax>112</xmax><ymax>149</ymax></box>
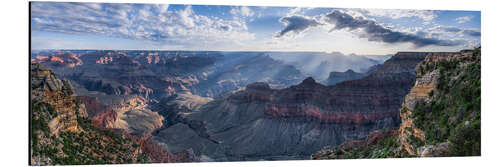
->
<box><xmin>30</xmin><ymin>48</ymin><xmax>480</xmax><ymax>163</ymax></box>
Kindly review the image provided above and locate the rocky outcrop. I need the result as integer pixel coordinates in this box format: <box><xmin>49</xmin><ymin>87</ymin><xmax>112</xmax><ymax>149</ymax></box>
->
<box><xmin>417</xmin><ymin>142</ymin><xmax>450</xmax><ymax>157</ymax></box>
<box><xmin>31</xmin><ymin>63</ymin><xmax>82</xmax><ymax>134</ymax></box>
<box><xmin>30</xmin><ymin>64</ymin><xmax>152</xmax><ymax>165</ymax></box>
<box><xmin>311</xmin><ymin>129</ymin><xmax>398</xmax><ymax>159</ymax></box>
<box><xmin>75</xmin><ymin>95</ymin><xmax>163</xmax><ymax>136</ymax></box>
<box><xmin>398</xmin><ymin>49</ymin><xmax>480</xmax><ymax>157</ymax></box>
<box><xmin>398</xmin><ymin>69</ymin><xmax>439</xmax><ymax>155</ymax></box>
<box><xmin>90</xmin><ymin>95</ymin><xmax>165</xmax><ymax>136</ymax></box>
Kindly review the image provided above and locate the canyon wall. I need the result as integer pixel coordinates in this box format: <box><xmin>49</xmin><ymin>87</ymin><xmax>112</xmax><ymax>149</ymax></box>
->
<box><xmin>152</xmin><ymin>52</ymin><xmax>428</xmax><ymax>161</ymax></box>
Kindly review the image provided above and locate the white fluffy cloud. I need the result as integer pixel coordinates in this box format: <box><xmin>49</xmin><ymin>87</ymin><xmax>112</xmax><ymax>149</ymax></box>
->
<box><xmin>230</xmin><ymin>6</ymin><xmax>254</xmax><ymax>17</ymax></box>
<box><xmin>31</xmin><ymin>2</ymin><xmax>255</xmax><ymax>49</ymax></box>
<box><xmin>359</xmin><ymin>9</ymin><xmax>437</xmax><ymax>22</ymax></box>
<box><xmin>456</xmin><ymin>16</ymin><xmax>473</xmax><ymax>24</ymax></box>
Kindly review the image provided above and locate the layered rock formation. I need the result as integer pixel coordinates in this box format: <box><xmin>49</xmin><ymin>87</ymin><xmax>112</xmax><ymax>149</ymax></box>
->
<box><xmin>32</xmin><ymin>52</ymin><xmax>82</xmax><ymax>68</ymax></box>
<box><xmin>31</xmin><ymin>63</ymin><xmax>197</xmax><ymax>165</ymax></box>
<box><xmin>152</xmin><ymin>52</ymin><xmax>428</xmax><ymax>161</ymax></box>
<box><xmin>107</xmin><ymin>96</ymin><xmax>164</xmax><ymax>136</ymax></box>
<box><xmin>311</xmin><ymin>48</ymin><xmax>481</xmax><ymax>159</ymax></box>
<box><xmin>30</xmin><ymin>63</ymin><xmax>151</xmax><ymax>165</ymax></box>
<box><xmin>36</xmin><ymin>50</ymin><xmax>306</xmax><ymax>100</ymax></box>
<box><xmin>398</xmin><ymin>69</ymin><xmax>439</xmax><ymax>155</ymax></box>
<box><xmin>76</xmin><ymin>94</ymin><xmax>164</xmax><ymax>136</ymax></box>
<box><xmin>398</xmin><ymin>50</ymin><xmax>481</xmax><ymax>157</ymax></box>
<box><xmin>31</xmin><ymin>63</ymin><xmax>81</xmax><ymax>134</ymax></box>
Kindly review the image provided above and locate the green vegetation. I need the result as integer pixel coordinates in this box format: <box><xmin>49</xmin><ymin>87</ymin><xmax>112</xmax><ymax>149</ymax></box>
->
<box><xmin>313</xmin><ymin>129</ymin><xmax>411</xmax><ymax>159</ymax></box>
<box><xmin>410</xmin><ymin>48</ymin><xmax>481</xmax><ymax>156</ymax></box>
<box><xmin>31</xmin><ymin>100</ymin><xmax>151</xmax><ymax>165</ymax></box>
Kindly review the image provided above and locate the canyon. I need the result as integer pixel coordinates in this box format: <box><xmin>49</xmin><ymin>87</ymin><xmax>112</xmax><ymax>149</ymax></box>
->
<box><xmin>149</xmin><ymin>51</ymin><xmax>427</xmax><ymax>161</ymax></box>
<box><xmin>31</xmin><ymin>48</ymin><xmax>479</xmax><ymax>163</ymax></box>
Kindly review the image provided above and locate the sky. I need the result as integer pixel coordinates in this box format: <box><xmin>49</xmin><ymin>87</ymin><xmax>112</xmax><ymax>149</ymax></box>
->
<box><xmin>30</xmin><ymin>2</ymin><xmax>481</xmax><ymax>55</ymax></box>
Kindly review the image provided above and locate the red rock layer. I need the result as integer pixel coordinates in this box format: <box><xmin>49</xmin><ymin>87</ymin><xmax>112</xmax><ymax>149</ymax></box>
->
<box><xmin>127</xmin><ymin>133</ymin><xmax>198</xmax><ymax>163</ymax></box>
<box><xmin>91</xmin><ymin>109</ymin><xmax>117</xmax><ymax>129</ymax></box>
<box><xmin>33</xmin><ymin>52</ymin><xmax>83</xmax><ymax>67</ymax></box>
<box><xmin>265</xmin><ymin>105</ymin><xmax>399</xmax><ymax>125</ymax></box>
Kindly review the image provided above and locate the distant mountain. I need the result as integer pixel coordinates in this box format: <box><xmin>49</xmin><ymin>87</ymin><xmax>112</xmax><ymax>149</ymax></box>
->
<box><xmin>269</xmin><ymin>52</ymin><xmax>390</xmax><ymax>80</ymax></box>
<box><xmin>324</xmin><ymin>69</ymin><xmax>365</xmax><ymax>85</ymax></box>
<box><xmin>323</xmin><ymin>64</ymin><xmax>382</xmax><ymax>85</ymax></box>
<box><xmin>194</xmin><ymin>54</ymin><xmax>306</xmax><ymax>97</ymax></box>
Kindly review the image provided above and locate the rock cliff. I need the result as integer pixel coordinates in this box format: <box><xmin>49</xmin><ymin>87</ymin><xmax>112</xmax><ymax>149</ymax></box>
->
<box><xmin>311</xmin><ymin>48</ymin><xmax>481</xmax><ymax>159</ymax></box>
<box><xmin>398</xmin><ymin>68</ymin><xmax>440</xmax><ymax>155</ymax></box>
<box><xmin>398</xmin><ymin>49</ymin><xmax>481</xmax><ymax>157</ymax></box>
<box><xmin>30</xmin><ymin>63</ymin><xmax>151</xmax><ymax>165</ymax></box>
<box><xmin>31</xmin><ymin>63</ymin><xmax>81</xmax><ymax>134</ymax></box>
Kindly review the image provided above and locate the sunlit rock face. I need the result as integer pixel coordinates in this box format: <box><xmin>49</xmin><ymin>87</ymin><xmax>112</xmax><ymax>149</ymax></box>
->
<box><xmin>31</xmin><ymin>63</ymin><xmax>82</xmax><ymax>134</ymax></box>
<box><xmin>152</xmin><ymin>52</ymin><xmax>428</xmax><ymax>161</ymax></box>
<box><xmin>398</xmin><ymin>51</ymin><xmax>477</xmax><ymax>156</ymax></box>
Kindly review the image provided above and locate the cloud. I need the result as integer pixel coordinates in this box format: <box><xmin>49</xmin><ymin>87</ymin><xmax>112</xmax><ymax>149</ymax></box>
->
<box><xmin>31</xmin><ymin>2</ymin><xmax>255</xmax><ymax>48</ymax></box>
<box><xmin>322</xmin><ymin>10</ymin><xmax>460</xmax><ymax>47</ymax></box>
<box><xmin>456</xmin><ymin>16</ymin><xmax>473</xmax><ymax>24</ymax></box>
<box><xmin>439</xmin><ymin>26</ymin><xmax>481</xmax><ymax>37</ymax></box>
<box><xmin>178</xmin><ymin>5</ymin><xmax>195</xmax><ymax>28</ymax></box>
<box><xmin>275</xmin><ymin>15</ymin><xmax>321</xmax><ymax>37</ymax></box>
<box><xmin>358</xmin><ymin>9</ymin><xmax>437</xmax><ymax>22</ymax></box>
<box><xmin>462</xmin><ymin>29</ymin><xmax>481</xmax><ymax>37</ymax></box>
<box><xmin>442</xmin><ymin>27</ymin><xmax>462</xmax><ymax>33</ymax></box>
<box><xmin>230</xmin><ymin>6</ymin><xmax>254</xmax><ymax>17</ymax></box>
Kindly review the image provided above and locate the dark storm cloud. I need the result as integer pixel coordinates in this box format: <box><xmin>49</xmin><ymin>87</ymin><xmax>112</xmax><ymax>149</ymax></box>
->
<box><xmin>323</xmin><ymin>10</ymin><xmax>460</xmax><ymax>47</ymax></box>
<box><xmin>275</xmin><ymin>16</ymin><xmax>321</xmax><ymax>37</ymax></box>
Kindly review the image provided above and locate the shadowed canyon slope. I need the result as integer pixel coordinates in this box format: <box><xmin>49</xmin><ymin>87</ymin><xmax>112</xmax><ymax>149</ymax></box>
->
<box><xmin>151</xmin><ymin>52</ymin><xmax>428</xmax><ymax>161</ymax></box>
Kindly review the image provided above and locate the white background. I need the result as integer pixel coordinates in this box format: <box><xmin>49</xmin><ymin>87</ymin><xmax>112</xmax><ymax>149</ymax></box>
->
<box><xmin>0</xmin><ymin>0</ymin><xmax>498</xmax><ymax>166</ymax></box>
